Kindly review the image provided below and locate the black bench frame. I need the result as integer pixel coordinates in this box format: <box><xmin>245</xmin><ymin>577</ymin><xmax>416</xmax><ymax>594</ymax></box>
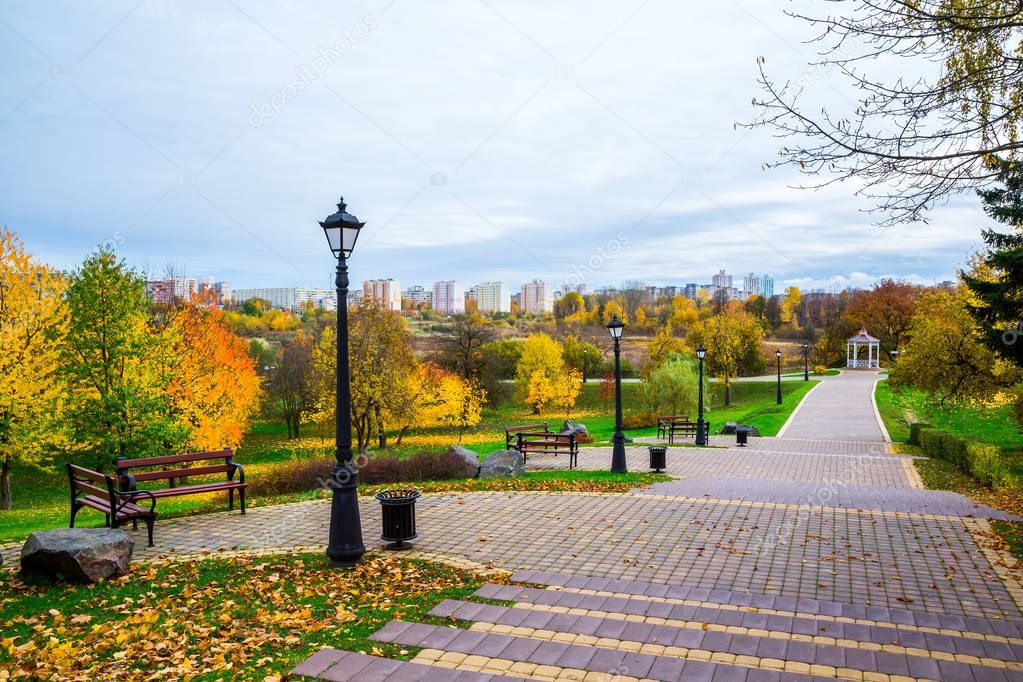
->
<box><xmin>516</xmin><ymin>431</ymin><xmax>579</xmax><ymax>469</ymax></box>
<box><xmin>115</xmin><ymin>448</ymin><xmax>247</xmax><ymax>514</ymax></box>
<box><xmin>68</xmin><ymin>463</ymin><xmax>157</xmax><ymax>546</ymax></box>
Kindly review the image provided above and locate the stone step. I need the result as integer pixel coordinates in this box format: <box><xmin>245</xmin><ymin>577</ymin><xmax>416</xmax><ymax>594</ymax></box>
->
<box><xmin>430</xmin><ymin>598</ymin><xmax>1020</xmax><ymax>678</ymax></box>
<box><xmin>289</xmin><ymin>647</ymin><xmax>529</xmax><ymax>681</ymax></box>
<box><xmin>474</xmin><ymin>585</ymin><xmax>1023</xmax><ymax>661</ymax></box>
<box><xmin>509</xmin><ymin>571</ymin><xmax>1023</xmax><ymax>635</ymax></box>
<box><xmin>370</xmin><ymin>620</ymin><xmax>823</xmax><ymax>681</ymax></box>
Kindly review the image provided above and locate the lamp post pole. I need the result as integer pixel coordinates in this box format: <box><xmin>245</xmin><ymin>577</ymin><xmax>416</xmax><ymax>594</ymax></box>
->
<box><xmin>608</xmin><ymin>316</ymin><xmax>627</xmax><ymax>473</ymax></box>
<box><xmin>321</xmin><ymin>197</ymin><xmax>366</xmax><ymax>568</ymax></box>
<box><xmin>775</xmin><ymin>349</ymin><xmax>783</xmax><ymax>405</ymax></box>
<box><xmin>583</xmin><ymin>348</ymin><xmax>588</xmax><ymax>384</ymax></box>
<box><xmin>803</xmin><ymin>343</ymin><xmax>809</xmax><ymax>382</ymax></box>
<box><xmin>696</xmin><ymin>346</ymin><xmax>707</xmax><ymax>446</ymax></box>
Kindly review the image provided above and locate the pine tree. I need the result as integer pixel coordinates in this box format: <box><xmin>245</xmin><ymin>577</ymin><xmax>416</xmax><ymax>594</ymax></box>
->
<box><xmin>962</xmin><ymin>158</ymin><xmax>1023</xmax><ymax>366</ymax></box>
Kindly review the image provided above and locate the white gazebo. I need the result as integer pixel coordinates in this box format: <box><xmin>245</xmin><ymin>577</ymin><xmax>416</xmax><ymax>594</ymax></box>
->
<box><xmin>846</xmin><ymin>328</ymin><xmax>880</xmax><ymax>369</ymax></box>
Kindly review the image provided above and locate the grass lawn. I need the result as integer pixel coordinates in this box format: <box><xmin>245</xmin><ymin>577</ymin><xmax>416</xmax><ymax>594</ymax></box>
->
<box><xmin>0</xmin><ymin>553</ymin><xmax>495</xmax><ymax>680</ymax></box>
<box><xmin>0</xmin><ymin>380</ymin><xmax>812</xmax><ymax>544</ymax></box>
<box><xmin>875</xmin><ymin>380</ymin><xmax>1023</xmax><ymax>448</ymax></box>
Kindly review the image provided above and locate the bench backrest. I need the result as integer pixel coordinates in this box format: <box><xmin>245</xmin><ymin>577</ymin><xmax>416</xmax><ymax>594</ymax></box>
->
<box><xmin>517</xmin><ymin>432</ymin><xmax>576</xmax><ymax>444</ymax></box>
<box><xmin>67</xmin><ymin>463</ymin><xmax>117</xmax><ymax>510</ymax></box>
<box><xmin>658</xmin><ymin>415</ymin><xmax>690</xmax><ymax>424</ymax></box>
<box><xmin>115</xmin><ymin>449</ymin><xmax>237</xmax><ymax>483</ymax></box>
<box><xmin>505</xmin><ymin>423</ymin><xmax>548</xmax><ymax>434</ymax></box>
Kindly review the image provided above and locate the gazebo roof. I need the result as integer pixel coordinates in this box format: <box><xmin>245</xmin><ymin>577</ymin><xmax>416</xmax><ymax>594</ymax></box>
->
<box><xmin>847</xmin><ymin>327</ymin><xmax>880</xmax><ymax>343</ymax></box>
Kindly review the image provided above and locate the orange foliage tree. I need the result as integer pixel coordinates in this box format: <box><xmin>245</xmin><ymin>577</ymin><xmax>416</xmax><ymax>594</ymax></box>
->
<box><xmin>166</xmin><ymin>291</ymin><xmax>262</xmax><ymax>450</ymax></box>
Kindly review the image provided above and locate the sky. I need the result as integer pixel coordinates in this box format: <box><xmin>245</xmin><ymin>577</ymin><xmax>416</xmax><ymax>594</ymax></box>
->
<box><xmin>0</xmin><ymin>0</ymin><xmax>991</xmax><ymax>293</ymax></box>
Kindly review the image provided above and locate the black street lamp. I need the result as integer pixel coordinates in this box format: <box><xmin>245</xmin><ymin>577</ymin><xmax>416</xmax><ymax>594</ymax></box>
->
<box><xmin>802</xmin><ymin>343</ymin><xmax>809</xmax><ymax>382</ymax></box>
<box><xmin>775</xmin><ymin>349</ymin><xmax>783</xmax><ymax>405</ymax></box>
<box><xmin>607</xmin><ymin>315</ymin><xmax>627</xmax><ymax>473</ymax></box>
<box><xmin>320</xmin><ymin>196</ymin><xmax>367</xmax><ymax>568</ymax></box>
<box><xmin>696</xmin><ymin>346</ymin><xmax>707</xmax><ymax>446</ymax></box>
<box><xmin>582</xmin><ymin>347</ymin><xmax>588</xmax><ymax>384</ymax></box>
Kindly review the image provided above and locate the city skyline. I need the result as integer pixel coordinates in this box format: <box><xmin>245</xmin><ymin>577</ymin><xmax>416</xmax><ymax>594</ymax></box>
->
<box><xmin>1</xmin><ymin>1</ymin><xmax>986</xmax><ymax>294</ymax></box>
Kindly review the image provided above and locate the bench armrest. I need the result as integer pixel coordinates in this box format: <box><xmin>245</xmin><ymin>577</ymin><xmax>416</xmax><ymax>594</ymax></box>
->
<box><xmin>230</xmin><ymin>462</ymin><xmax>245</xmax><ymax>483</ymax></box>
<box><xmin>117</xmin><ymin>488</ymin><xmax>157</xmax><ymax>513</ymax></box>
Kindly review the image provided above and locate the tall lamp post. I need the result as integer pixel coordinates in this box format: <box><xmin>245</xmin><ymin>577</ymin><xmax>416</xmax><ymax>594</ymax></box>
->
<box><xmin>696</xmin><ymin>346</ymin><xmax>707</xmax><ymax>446</ymax></box>
<box><xmin>607</xmin><ymin>315</ymin><xmax>627</xmax><ymax>473</ymax></box>
<box><xmin>802</xmin><ymin>343</ymin><xmax>809</xmax><ymax>382</ymax></box>
<box><xmin>320</xmin><ymin>196</ymin><xmax>367</xmax><ymax>568</ymax></box>
<box><xmin>582</xmin><ymin>347</ymin><xmax>588</xmax><ymax>384</ymax></box>
<box><xmin>775</xmin><ymin>349</ymin><xmax>783</xmax><ymax>405</ymax></box>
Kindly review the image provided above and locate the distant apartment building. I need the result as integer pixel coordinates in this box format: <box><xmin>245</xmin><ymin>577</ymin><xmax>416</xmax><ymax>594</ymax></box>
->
<box><xmin>472</xmin><ymin>281</ymin><xmax>510</xmax><ymax>314</ymax></box>
<box><xmin>147</xmin><ymin>277</ymin><xmax>230</xmax><ymax>305</ymax></box>
<box><xmin>560</xmin><ymin>283</ymin><xmax>593</xmax><ymax>297</ymax></box>
<box><xmin>403</xmin><ymin>285</ymin><xmax>432</xmax><ymax>310</ymax></box>
<box><xmin>761</xmin><ymin>274</ymin><xmax>775</xmax><ymax>299</ymax></box>
<box><xmin>233</xmin><ymin>287</ymin><xmax>336</xmax><ymax>312</ymax></box>
<box><xmin>362</xmin><ymin>278</ymin><xmax>401</xmax><ymax>311</ymax></box>
<box><xmin>711</xmin><ymin>269</ymin><xmax>732</xmax><ymax>289</ymax></box>
<box><xmin>521</xmin><ymin>279</ymin><xmax>555</xmax><ymax>314</ymax></box>
<box><xmin>433</xmin><ymin>280</ymin><xmax>465</xmax><ymax>316</ymax></box>
<box><xmin>147</xmin><ymin>280</ymin><xmax>176</xmax><ymax>305</ymax></box>
<box><xmin>743</xmin><ymin>273</ymin><xmax>761</xmax><ymax>297</ymax></box>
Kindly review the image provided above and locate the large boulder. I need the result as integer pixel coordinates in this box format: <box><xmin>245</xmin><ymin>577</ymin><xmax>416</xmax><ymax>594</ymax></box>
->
<box><xmin>720</xmin><ymin>422</ymin><xmax>739</xmax><ymax>435</ymax></box>
<box><xmin>559</xmin><ymin>421</ymin><xmax>589</xmax><ymax>437</ymax></box>
<box><xmin>21</xmin><ymin>528</ymin><xmax>134</xmax><ymax>583</ymax></box>
<box><xmin>479</xmin><ymin>450</ymin><xmax>525</xmax><ymax>478</ymax></box>
<box><xmin>445</xmin><ymin>444</ymin><xmax>482</xmax><ymax>477</ymax></box>
<box><xmin>737</xmin><ymin>425</ymin><xmax>761</xmax><ymax>438</ymax></box>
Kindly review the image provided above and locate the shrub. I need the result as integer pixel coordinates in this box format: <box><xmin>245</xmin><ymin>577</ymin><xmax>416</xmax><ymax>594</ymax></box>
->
<box><xmin>812</xmin><ymin>365</ymin><xmax>828</xmax><ymax>376</ymax></box>
<box><xmin>907</xmin><ymin>422</ymin><xmax>932</xmax><ymax>446</ymax></box>
<box><xmin>248</xmin><ymin>457</ymin><xmax>332</xmax><ymax>497</ymax></box>
<box><xmin>360</xmin><ymin>450</ymin><xmax>474</xmax><ymax>484</ymax></box>
<box><xmin>915</xmin><ymin>425</ymin><xmax>1022</xmax><ymax>493</ymax></box>
<box><xmin>622</xmin><ymin>412</ymin><xmax>657</xmax><ymax>429</ymax></box>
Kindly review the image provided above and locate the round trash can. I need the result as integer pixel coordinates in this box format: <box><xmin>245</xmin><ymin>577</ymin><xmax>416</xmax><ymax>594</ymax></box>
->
<box><xmin>376</xmin><ymin>489</ymin><xmax>421</xmax><ymax>550</ymax></box>
<box><xmin>736</xmin><ymin>427</ymin><xmax>749</xmax><ymax>447</ymax></box>
<box><xmin>648</xmin><ymin>445</ymin><xmax>667</xmax><ymax>473</ymax></box>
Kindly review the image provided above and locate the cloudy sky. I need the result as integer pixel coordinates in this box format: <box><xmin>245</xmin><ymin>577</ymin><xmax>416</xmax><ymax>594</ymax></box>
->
<box><xmin>0</xmin><ymin>0</ymin><xmax>990</xmax><ymax>292</ymax></box>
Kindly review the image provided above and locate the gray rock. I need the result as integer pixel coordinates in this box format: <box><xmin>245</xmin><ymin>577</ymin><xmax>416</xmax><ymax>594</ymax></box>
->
<box><xmin>738</xmin><ymin>425</ymin><xmax>761</xmax><ymax>438</ymax></box>
<box><xmin>21</xmin><ymin>528</ymin><xmax>134</xmax><ymax>583</ymax></box>
<box><xmin>445</xmin><ymin>444</ymin><xmax>482</xmax><ymax>477</ymax></box>
<box><xmin>479</xmin><ymin>449</ymin><xmax>525</xmax><ymax>478</ymax></box>
<box><xmin>559</xmin><ymin>420</ymin><xmax>589</xmax><ymax>437</ymax></box>
<box><xmin>720</xmin><ymin>422</ymin><xmax>739</xmax><ymax>435</ymax></box>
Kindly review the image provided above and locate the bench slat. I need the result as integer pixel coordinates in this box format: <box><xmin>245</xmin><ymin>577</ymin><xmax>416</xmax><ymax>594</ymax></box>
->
<box><xmin>116</xmin><ymin>449</ymin><xmax>233</xmax><ymax>469</ymax></box>
<box><xmin>146</xmin><ymin>481</ymin><xmax>246</xmax><ymax>498</ymax></box>
<box><xmin>128</xmin><ymin>464</ymin><xmax>233</xmax><ymax>482</ymax></box>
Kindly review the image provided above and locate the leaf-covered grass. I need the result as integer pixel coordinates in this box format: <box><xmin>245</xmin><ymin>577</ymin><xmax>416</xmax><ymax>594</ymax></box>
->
<box><xmin>875</xmin><ymin>380</ymin><xmax>1023</xmax><ymax>448</ymax></box>
<box><xmin>0</xmin><ymin>380</ymin><xmax>809</xmax><ymax>543</ymax></box>
<box><xmin>0</xmin><ymin>553</ymin><xmax>497</xmax><ymax>681</ymax></box>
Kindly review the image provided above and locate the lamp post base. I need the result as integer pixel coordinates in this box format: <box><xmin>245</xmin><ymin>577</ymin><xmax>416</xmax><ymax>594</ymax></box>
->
<box><xmin>695</xmin><ymin>420</ymin><xmax>707</xmax><ymax>447</ymax></box>
<box><xmin>610</xmin><ymin>432</ymin><xmax>628</xmax><ymax>473</ymax></box>
<box><xmin>326</xmin><ymin>461</ymin><xmax>366</xmax><ymax>568</ymax></box>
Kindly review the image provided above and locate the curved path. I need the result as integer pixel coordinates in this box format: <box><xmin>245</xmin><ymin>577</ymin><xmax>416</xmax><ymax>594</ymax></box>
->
<box><xmin>778</xmin><ymin>370</ymin><xmax>887</xmax><ymax>443</ymax></box>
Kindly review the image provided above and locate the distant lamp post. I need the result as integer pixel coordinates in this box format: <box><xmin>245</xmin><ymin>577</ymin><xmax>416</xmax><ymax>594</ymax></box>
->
<box><xmin>775</xmin><ymin>349</ymin><xmax>783</xmax><ymax>405</ymax></box>
<box><xmin>696</xmin><ymin>345</ymin><xmax>708</xmax><ymax>446</ymax></box>
<box><xmin>320</xmin><ymin>196</ymin><xmax>367</xmax><ymax>568</ymax></box>
<box><xmin>583</xmin><ymin>347</ymin><xmax>588</xmax><ymax>384</ymax></box>
<box><xmin>802</xmin><ymin>343</ymin><xmax>810</xmax><ymax>382</ymax></box>
<box><xmin>607</xmin><ymin>315</ymin><xmax>627</xmax><ymax>473</ymax></box>
<box><xmin>890</xmin><ymin>349</ymin><xmax>900</xmax><ymax>363</ymax></box>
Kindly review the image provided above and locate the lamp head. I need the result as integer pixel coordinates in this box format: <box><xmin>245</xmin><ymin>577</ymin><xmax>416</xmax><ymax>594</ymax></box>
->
<box><xmin>319</xmin><ymin>196</ymin><xmax>365</xmax><ymax>258</ymax></box>
<box><xmin>606</xmin><ymin>314</ymin><xmax>624</xmax><ymax>340</ymax></box>
<box><xmin>696</xmin><ymin>345</ymin><xmax>706</xmax><ymax>360</ymax></box>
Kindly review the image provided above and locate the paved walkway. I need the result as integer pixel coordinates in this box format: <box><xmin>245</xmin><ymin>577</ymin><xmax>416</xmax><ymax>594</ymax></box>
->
<box><xmin>778</xmin><ymin>370</ymin><xmax>887</xmax><ymax>443</ymax></box>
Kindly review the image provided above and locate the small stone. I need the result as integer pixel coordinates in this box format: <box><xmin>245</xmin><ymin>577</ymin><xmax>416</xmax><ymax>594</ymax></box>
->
<box><xmin>445</xmin><ymin>444</ymin><xmax>482</xmax><ymax>477</ymax></box>
<box><xmin>21</xmin><ymin>528</ymin><xmax>134</xmax><ymax>583</ymax></box>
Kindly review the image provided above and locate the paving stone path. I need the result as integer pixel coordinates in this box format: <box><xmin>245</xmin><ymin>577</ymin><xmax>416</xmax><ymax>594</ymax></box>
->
<box><xmin>778</xmin><ymin>370</ymin><xmax>888</xmax><ymax>443</ymax></box>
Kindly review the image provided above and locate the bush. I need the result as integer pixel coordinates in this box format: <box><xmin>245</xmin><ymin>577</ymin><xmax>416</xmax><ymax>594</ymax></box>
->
<box><xmin>622</xmin><ymin>412</ymin><xmax>657</xmax><ymax>429</ymax></box>
<box><xmin>812</xmin><ymin>365</ymin><xmax>828</xmax><ymax>376</ymax></box>
<box><xmin>248</xmin><ymin>458</ymin><xmax>332</xmax><ymax>497</ymax></box>
<box><xmin>360</xmin><ymin>450</ymin><xmax>474</xmax><ymax>484</ymax></box>
<box><xmin>916</xmin><ymin>425</ymin><xmax>1021</xmax><ymax>492</ymax></box>
<box><xmin>907</xmin><ymin>422</ymin><xmax>932</xmax><ymax>446</ymax></box>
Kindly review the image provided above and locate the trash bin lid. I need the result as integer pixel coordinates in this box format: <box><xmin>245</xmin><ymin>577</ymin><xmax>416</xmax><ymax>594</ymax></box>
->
<box><xmin>375</xmin><ymin>489</ymin><xmax>422</xmax><ymax>502</ymax></box>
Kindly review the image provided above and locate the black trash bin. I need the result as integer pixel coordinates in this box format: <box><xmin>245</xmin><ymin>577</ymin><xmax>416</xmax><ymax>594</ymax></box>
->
<box><xmin>376</xmin><ymin>489</ymin><xmax>421</xmax><ymax>550</ymax></box>
<box><xmin>736</xmin><ymin>427</ymin><xmax>749</xmax><ymax>447</ymax></box>
<box><xmin>648</xmin><ymin>445</ymin><xmax>667</xmax><ymax>473</ymax></box>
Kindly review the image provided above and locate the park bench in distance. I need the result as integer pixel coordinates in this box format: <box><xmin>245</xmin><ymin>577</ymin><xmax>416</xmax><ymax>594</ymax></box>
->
<box><xmin>115</xmin><ymin>449</ymin><xmax>247</xmax><ymax>514</ymax></box>
<box><xmin>505</xmin><ymin>422</ymin><xmax>549</xmax><ymax>450</ymax></box>
<box><xmin>67</xmin><ymin>463</ymin><xmax>157</xmax><ymax>546</ymax></box>
<box><xmin>662</xmin><ymin>419</ymin><xmax>712</xmax><ymax>445</ymax></box>
<box><xmin>515</xmin><ymin>431</ymin><xmax>579</xmax><ymax>469</ymax></box>
<box><xmin>657</xmin><ymin>415</ymin><xmax>689</xmax><ymax>439</ymax></box>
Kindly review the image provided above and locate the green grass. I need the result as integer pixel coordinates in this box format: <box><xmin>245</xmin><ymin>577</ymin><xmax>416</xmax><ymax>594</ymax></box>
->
<box><xmin>0</xmin><ymin>552</ymin><xmax>494</xmax><ymax>680</ymax></box>
<box><xmin>0</xmin><ymin>379</ymin><xmax>813</xmax><ymax>544</ymax></box>
<box><xmin>875</xmin><ymin>380</ymin><xmax>1023</xmax><ymax>448</ymax></box>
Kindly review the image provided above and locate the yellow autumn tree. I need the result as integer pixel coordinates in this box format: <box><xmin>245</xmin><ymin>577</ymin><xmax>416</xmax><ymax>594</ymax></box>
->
<box><xmin>515</xmin><ymin>333</ymin><xmax>581</xmax><ymax>414</ymax></box>
<box><xmin>165</xmin><ymin>291</ymin><xmax>262</xmax><ymax>450</ymax></box>
<box><xmin>0</xmin><ymin>228</ymin><xmax>67</xmax><ymax>509</ymax></box>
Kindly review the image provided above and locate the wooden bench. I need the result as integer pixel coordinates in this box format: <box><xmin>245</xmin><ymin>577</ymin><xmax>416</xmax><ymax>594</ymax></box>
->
<box><xmin>666</xmin><ymin>420</ymin><xmax>712</xmax><ymax>445</ymax></box>
<box><xmin>505</xmin><ymin>423</ymin><xmax>549</xmax><ymax>450</ymax></box>
<box><xmin>657</xmin><ymin>415</ymin><xmax>690</xmax><ymax>439</ymax></box>
<box><xmin>516</xmin><ymin>432</ymin><xmax>579</xmax><ymax>470</ymax></box>
<box><xmin>68</xmin><ymin>464</ymin><xmax>157</xmax><ymax>546</ymax></box>
<box><xmin>115</xmin><ymin>449</ymin><xmax>247</xmax><ymax>514</ymax></box>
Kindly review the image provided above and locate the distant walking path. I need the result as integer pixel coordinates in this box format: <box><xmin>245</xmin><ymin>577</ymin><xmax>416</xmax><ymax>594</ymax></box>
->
<box><xmin>778</xmin><ymin>369</ymin><xmax>888</xmax><ymax>443</ymax></box>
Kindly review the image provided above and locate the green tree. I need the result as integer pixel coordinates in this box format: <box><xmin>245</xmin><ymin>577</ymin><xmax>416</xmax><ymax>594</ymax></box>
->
<box><xmin>645</xmin><ymin>354</ymin><xmax>705</xmax><ymax>416</ymax></box>
<box><xmin>268</xmin><ymin>332</ymin><xmax>315</xmax><ymax>439</ymax></box>
<box><xmin>962</xmin><ymin>158</ymin><xmax>1023</xmax><ymax>366</ymax></box>
<box><xmin>890</xmin><ymin>289</ymin><xmax>999</xmax><ymax>404</ymax></box>
<box><xmin>0</xmin><ymin>228</ymin><xmax>67</xmax><ymax>508</ymax></box>
<box><xmin>645</xmin><ymin>326</ymin><xmax>687</xmax><ymax>377</ymax></box>
<box><xmin>63</xmin><ymin>251</ymin><xmax>185</xmax><ymax>464</ymax></box>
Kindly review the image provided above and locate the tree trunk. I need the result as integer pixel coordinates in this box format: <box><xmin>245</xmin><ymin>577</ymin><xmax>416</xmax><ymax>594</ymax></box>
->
<box><xmin>0</xmin><ymin>455</ymin><xmax>11</xmax><ymax>511</ymax></box>
<box><xmin>395</xmin><ymin>425</ymin><xmax>409</xmax><ymax>446</ymax></box>
<box><xmin>724</xmin><ymin>379</ymin><xmax>732</xmax><ymax>407</ymax></box>
<box><xmin>375</xmin><ymin>404</ymin><xmax>386</xmax><ymax>449</ymax></box>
